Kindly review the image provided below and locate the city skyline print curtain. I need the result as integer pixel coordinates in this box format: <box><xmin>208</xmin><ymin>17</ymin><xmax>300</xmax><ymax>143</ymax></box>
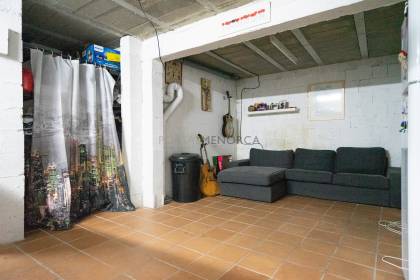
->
<box><xmin>26</xmin><ymin>49</ymin><xmax>134</xmax><ymax>230</ymax></box>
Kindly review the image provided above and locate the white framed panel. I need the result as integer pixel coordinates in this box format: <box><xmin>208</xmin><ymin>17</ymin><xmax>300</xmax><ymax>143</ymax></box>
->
<box><xmin>308</xmin><ymin>80</ymin><xmax>345</xmax><ymax>121</ymax></box>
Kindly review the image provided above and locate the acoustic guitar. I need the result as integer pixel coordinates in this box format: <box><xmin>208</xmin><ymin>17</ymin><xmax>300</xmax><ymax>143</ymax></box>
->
<box><xmin>222</xmin><ymin>91</ymin><xmax>234</xmax><ymax>138</ymax></box>
<box><xmin>198</xmin><ymin>134</ymin><xmax>219</xmax><ymax>197</ymax></box>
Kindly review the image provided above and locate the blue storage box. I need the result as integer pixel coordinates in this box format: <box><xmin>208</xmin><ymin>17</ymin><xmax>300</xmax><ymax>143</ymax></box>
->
<box><xmin>82</xmin><ymin>44</ymin><xmax>120</xmax><ymax>71</ymax></box>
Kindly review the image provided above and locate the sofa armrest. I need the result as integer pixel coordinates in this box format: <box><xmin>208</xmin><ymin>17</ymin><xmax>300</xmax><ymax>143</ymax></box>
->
<box><xmin>388</xmin><ymin>167</ymin><xmax>401</xmax><ymax>208</ymax></box>
<box><xmin>228</xmin><ymin>159</ymin><xmax>250</xmax><ymax>168</ymax></box>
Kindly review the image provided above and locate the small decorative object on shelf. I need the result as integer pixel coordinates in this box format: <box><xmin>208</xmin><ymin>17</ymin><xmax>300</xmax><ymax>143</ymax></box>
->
<box><xmin>247</xmin><ymin>100</ymin><xmax>297</xmax><ymax>116</ymax></box>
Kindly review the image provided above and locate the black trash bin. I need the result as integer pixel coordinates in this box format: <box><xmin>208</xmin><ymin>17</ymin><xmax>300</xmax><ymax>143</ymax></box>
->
<box><xmin>169</xmin><ymin>153</ymin><xmax>202</xmax><ymax>202</ymax></box>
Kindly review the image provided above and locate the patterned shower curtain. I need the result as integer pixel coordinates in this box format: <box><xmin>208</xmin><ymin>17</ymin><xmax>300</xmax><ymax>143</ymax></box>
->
<box><xmin>26</xmin><ymin>49</ymin><xmax>134</xmax><ymax>230</ymax></box>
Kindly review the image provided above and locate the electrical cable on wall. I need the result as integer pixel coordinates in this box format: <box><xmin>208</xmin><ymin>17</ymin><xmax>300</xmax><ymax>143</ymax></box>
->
<box><xmin>239</xmin><ymin>75</ymin><xmax>260</xmax><ymax>139</ymax></box>
<box><xmin>136</xmin><ymin>0</ymin><xmax>164</xmax><ymax>67</ymax></box>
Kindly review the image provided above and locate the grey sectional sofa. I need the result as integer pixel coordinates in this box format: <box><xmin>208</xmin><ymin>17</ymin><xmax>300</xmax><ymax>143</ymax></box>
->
<box><xmin>217</xmin><ymin>147</ymin><xmax>401</xmax><ymax>208</ymax></box>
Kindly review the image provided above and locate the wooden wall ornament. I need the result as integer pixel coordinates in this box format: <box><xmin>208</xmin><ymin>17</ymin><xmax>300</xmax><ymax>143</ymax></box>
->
<box><xmin>165</xmin><ymin>60</ymin><xmax>183</xmax><ymax>85</ymax></box>
<box><xmin>201</xmin><ymin>78</ymin><xmax>212</xmax><ymax>112</ymax></box>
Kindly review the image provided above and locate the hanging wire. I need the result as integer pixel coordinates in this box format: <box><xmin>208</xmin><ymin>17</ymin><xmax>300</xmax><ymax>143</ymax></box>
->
<box><xmin>136</xmin><ymin>0</ymin><xmax>164</xmax><ymax>67</ymax></box>
<box><xmin>239</xmin><ymin>75</ymin><xmax>261</xmax><ymax>138</ymax></box>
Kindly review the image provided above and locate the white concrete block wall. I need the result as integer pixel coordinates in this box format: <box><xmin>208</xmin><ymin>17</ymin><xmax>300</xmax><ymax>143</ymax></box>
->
<box><xmin>236</xmin><ymin>55</ymin><xmax>403</xmax><ymax>167</ymax></box>
<box><xmin>165</xmin><ymin>65</ymin><xmax>236</xmax><ymax>197</ymax></box>
<box><xmin>0</xmin><ymin>0</ymin><xmax>24</xmax><ymax>243</ymax></box>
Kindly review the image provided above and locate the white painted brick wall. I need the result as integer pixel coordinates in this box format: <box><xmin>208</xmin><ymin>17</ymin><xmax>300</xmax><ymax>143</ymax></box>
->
<box><xmin>164</xmin><ymin>65</ymin><xmax>236</xmax><ymax>197</ymax></box>
<box><xmin>236</xmin><ymin>55</ymin><xmax>403</xmax><ymax>167</ymax></box>
<box><xmin>0</xmin><ymin>0</ymin><xmax>24</xmax><ymax>244</ymax></box>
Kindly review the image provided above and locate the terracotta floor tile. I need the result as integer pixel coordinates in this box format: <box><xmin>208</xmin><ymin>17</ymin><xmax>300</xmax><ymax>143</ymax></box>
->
<box><xmin>220</xmin><ymin>266</ymin><xmax>269</xmax><ymax>280</ymax></box>
<box><xmin>186</xmin><ymin>255</ymin><xmax>233</xmax><ymax>280</ymax></box>
<box><xmin>376</xmin><ymin>255</ymin><xmax>404</xmax><ymax>276</ymax></box>
<box><xmin>208</xmin><ymin>243</ymin><xmax>249</xmax><ymax>262</ymax></box>
<box><xmin>300</xmin><ymin>238</ymin><xmax>337</xmax><ymax>256</ymax></box>
<box><xmin>161</xmin><ymin>216</ymin><xmax>193</xmax><ymax>228</ymax></box>
<box><xmin>233</xmin><ymin>214</ymin><xmax>260</xmax><ymax>225</ymax></box>
<box><xmin>228</xmin><ymin>233</ymin><xmax>261</xmax><ymax>250</ymax></box>
<box><xmin>323</xmin><ymin>274</ymin><xmax>347</xmax><ymax>280</ymax></box>
<box><xmin>239</xmin><ymin>252</ymin><xmax>280</xmax><ymax>277</ymax></box>
<box><xmin>2</xmin><ymin>263</ymin><xmax>57</xmax><ymax>280</ymax></box>
<box><xmin>159</xmin><ymin>229</ymin><xmax>196</xmax><ymax>244</ymax></box>
<box><xmin>341</xmin><ymin>236</ymin><xmax>376</xmax><ymax>252</ymax></box>
<box><xmin>159</xmin><ymin>245</ymin><xmax>202</xmax><ymax>269</ymax></box>
<box><xmin>253</xmin><ymin>240</ymin><xmax>294</xmax><ymax>261</ymax></box>
<box><xmin>183</xmin><ymin>236</ymin><xmax>220</xmax><ymax>254</ymax></box>
<box><xmin>274</xmin><ymin>262</ymin><xmax>323</xmax><ymax>280</ymax></box>
<box><xmin>376</xmin><ymin>270</ymin><xmax>405</xmax><ymax>280</ymax></box>
<box><xmin>137</xmin><ymin>221</ymin><xmax>175</xmax><ymax>236</ymax></box>
<box><xmin>378</xmin><ymin>243</ymin><xmax>402</xmax><ymax>258</ymax></box>
<box><xmin>127</xmin><ymin>258</ymin><xmax>178</xmax><ymax>280</ymax></box>
<box><xmin>266</xmin><ymin>231</ymin><xmax>303</xmax><ymax>247</ymax></box>
<box><xmin>82</xmin><ymin>239</ymin><xmax>130</xmax><ymax>262</ymax></box>
<box><xmin>220</xmin><ymin>220</ymin><xmax>249</xmax><ymax>232</ymax></box>
<box><xmin>198</xmin><ymin>215</ymin><xmax>226</xmax><ymax>226</ymax></box>
<box><xmin>307</xmin><ymin>229</ymin><xmax>341</xmax><ymax>244</ymax></box>
<box><xmin>287</xmin><ymin>248</ymin><xmax>329</xmax><ymax>269</ymax></box>
<box><xmin>241</xmin><ymin>225</ymin><xmax>273</xmax><ymax>239</ymax></box>
<box><xmin>327</xmin><ymin>258</ymin><xmax>374</xmax><ymax>280</ymax></box>
<box><xmin>168</xmin><ymin>271</ymin><xmax>202</xmax><ymax>280</ymax></box>
<box><xmin>181</xmin><ymin>222</ymin><xmax>213</xmax><ymax>235</ymax></box>
<box><xmin>69</xmin><ymin>232</ymin><xmax>109</xmax><ymax>250</ymax></box>
<box><xmin>11</xmin><ymin>196</ymin><xmax>402</xmax><ymax>280</ymax></box>
<box><xmin>278</xmin><ymin>223</ymin><xmax>312</xmax><ymax>237</ymax></box>
<box><xmin>17</xmin><ymin>236</ymin><xmax>62</xmax><ymax>253</ymax></box>
<box><xmin>203</xmin><ymin>228</ymin><xmax>236</xmax><ymax>241</ymax></box>
<box><xmin>334</xmin><ymin>246</ymin><xmax>376</xmax><ymax>267</ymax></box>
<box><xmin>116</xmin><ymin>231</ymin><xmax>156</xmax><ymax>247</ymax></box>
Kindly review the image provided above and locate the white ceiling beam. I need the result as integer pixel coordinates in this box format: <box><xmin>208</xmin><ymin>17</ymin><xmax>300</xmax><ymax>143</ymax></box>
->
<box><xmin>195</xmin><ymin>0</ymin><xmax>220</xmax><ymax>13</ymax></box>
<box><xmin>23</xmin><ymin>24</ymin><xmax>84</xmax><ymax>45</ymax></box>
<box><xmin>292</xmin><ymin>29</ymin><xmax>323</xmax><ymax>65</ymax></box>
<box><xmin>269</xmin><ymin>35</ymin><xmax>298</xmax><ymax>65</ymax></box>
<box><xmin>206</xmin><ymin>51</ymin><xmax>255</xmax><ymax>77</ymax></box>
<box><xmin>354</xmin><ymin>12</ymin><xmax>369</xmax><ymax>59</ymax></box>
<box><xmin>243</xmin><ymin>41</ymin><xmax>286</xmax><ymax>71</ymax></box>
<box><xmin>110</xmin><ymin>0</ymin><xmax>172</xmax><ymax>30</ymax></box>
<box><xmin>28</xmin><ymin>0</ymin><xmax>127</xmax><ymax>37</ymax></box>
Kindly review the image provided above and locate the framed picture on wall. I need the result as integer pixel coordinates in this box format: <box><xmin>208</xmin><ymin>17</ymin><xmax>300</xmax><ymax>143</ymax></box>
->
<box><xmin>308</xmin><ymin>80</ymin><xmax>345</xmax><ymax>121</ymax></box>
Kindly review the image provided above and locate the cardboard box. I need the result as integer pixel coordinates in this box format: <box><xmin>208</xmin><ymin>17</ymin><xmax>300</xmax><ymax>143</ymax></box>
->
<box><xmin>82</xmin><ymin>44</ymin><xmax>120</xmax><ymax>71</ymax></box>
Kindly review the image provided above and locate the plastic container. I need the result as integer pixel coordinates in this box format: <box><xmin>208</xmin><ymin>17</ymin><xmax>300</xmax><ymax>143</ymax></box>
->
<box><xmin>169</xmin><ymin>153</ymin><xmax>201</xmax><ymax>202</ymax></box>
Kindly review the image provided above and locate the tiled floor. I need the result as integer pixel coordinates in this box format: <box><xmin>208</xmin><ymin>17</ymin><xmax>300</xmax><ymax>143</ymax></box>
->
<box><xmin>1</xmin><ymin>195</ymin><xmax>404</xmax><ymax>280</ymax></box>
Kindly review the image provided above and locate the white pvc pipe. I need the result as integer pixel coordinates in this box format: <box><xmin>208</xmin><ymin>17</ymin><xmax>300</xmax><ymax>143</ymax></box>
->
<box><xmin>164</xmin><ymin>83</ymin><xmax>183</xmax><ymax>122</ymax></box>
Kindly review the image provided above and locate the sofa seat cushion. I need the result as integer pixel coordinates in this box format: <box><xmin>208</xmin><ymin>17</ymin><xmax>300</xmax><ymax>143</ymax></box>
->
<box><xmin>335</xmin><ymin>147</ymin><xmax>387</xmax><ymax>175</ymax></box>
<box><xmin>333</xmin><ymin>173</ymin><xmax>389</xmax><ymax>190</ymax></box>
<box><xmin>294</xmin><ymin>148</ymin><xmax>336</xmax><ymax>172</ymax></box>
<box><xmin>250</xmin><ymin>148</ymin><xmax>294</xmax><ymax>168</ymax></box>
<box><xmin>285</xmin><ymin>169</ymin><xmax>332</xmax><ymax>184</ymax></box>
<box><xmin>217</xmin><ymin>166</ymin><xmax>286</xmax><ymax>186</ymax></box>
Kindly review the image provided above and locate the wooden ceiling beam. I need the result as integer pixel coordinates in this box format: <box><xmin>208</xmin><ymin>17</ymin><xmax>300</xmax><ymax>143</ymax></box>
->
<box><xmin>354</xmin><ymin>12</ymin><xmax>369</xmax><ymax>59</ymax></box>
<box><xmin>269</xmin><ymin>35</ymin><xmax>298</xmax><ymax>65</ymax></box>
<box><xmin>292</xmin><ymin>29</ymin><xmax>323</xmax><ymax>65</ymax></box>
<box><xmin>110</xmin><ymin>0</ymin><xmax>172</xmax><ymax>30</ymax></box>
<box><xmin>194</xmin><ymin>0</ymin><xmax>220</xmax><ymax>13</ymax></box>
<box><xmin>243</xmin><ymin>41</ymin><xmax>286</xmax><ymax>71</ymax></box>
<box><xmin>206</xmin><ymin>51</ymin><xmax>255</xmax><ymax>77</ymax></box>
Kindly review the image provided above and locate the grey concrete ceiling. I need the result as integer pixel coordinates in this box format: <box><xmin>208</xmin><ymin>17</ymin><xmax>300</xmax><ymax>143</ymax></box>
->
<box><xmin>22</xmin><ymin>0</ymin><xmax>254</xmax><ymax>51</ymax></box>
<box><xmin>186</xmin><ymin>2</ymin><xmax>405</xmax><ymax>79</ymax></box>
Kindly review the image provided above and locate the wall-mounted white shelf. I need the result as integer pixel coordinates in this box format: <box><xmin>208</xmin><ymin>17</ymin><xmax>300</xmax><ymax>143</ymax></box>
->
<box><xmin>248</xmin><ymin>107</ymin><xmax>299</xmax><ymax>116</ymax></box>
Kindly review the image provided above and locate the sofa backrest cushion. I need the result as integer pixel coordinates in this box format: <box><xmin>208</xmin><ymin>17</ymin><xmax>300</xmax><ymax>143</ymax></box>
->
<box><xmin>249</xmin><ymin>148</ymin><xmax>294</xmax><ymax>168</ymax></box>
<box><xmin>294</xmin><ymin>148</ymin><xmax>336</xmax><ymax>172</ymax></box>
<box><xmin>335</xmin><ymin>147</ymin><xmax>387</xmax><ymax>175</ymax></box>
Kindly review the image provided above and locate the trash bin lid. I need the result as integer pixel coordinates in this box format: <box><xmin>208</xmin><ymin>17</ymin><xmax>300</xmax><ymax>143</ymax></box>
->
<box><xmin>169</xmin><ymin>153</ymin><xmax>201</xmax><ymax>161</ymax></box>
